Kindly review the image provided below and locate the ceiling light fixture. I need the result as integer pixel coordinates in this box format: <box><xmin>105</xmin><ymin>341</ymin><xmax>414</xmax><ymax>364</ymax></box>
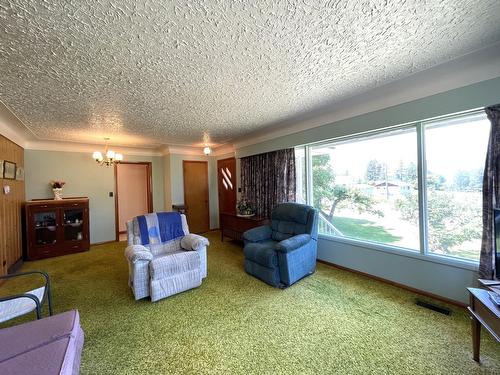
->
<box><xmin>202</xmin><ymin>132</ymin><xmax>212</xmax><ymax>156</ymax></box>
<box><xmin>92</xmin><ymin>138</ymin><xmax>123</xmax><ymax>166</ymax></box>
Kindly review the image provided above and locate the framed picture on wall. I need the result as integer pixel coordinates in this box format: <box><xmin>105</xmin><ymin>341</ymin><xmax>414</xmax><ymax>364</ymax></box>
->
<box><xmin>15</xmin><ymin>166</ymin><xmax>24</xmax><ymax>181</ymax></box>
<box><xmin>3</xmin><ymin>160</ymin><xmax>16</xmax><ymax>180</ymax></box>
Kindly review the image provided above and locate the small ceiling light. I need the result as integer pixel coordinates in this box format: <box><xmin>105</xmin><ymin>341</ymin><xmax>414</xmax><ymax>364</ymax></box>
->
<box><xmin>93</xmin><ymin>138</ymin><xmax>123</xmax><ymax>166</ymax></box>
<box><xmin>203</xmin><ymin>146</ymin><xmax>211</xmax><ymax>155</ymax></box>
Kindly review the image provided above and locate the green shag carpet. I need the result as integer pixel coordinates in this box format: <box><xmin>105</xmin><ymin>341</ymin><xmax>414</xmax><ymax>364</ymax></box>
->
<box><xmin>1</xmin><ymin>231</ymin><xmax>499</xmax><ymax>374</ymax></box>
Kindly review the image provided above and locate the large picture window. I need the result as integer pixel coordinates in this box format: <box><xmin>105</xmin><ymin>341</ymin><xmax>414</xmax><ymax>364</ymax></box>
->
<box><xmin>310</xmin><ymin>128</ymin><xmax>420</xmax><ymax>250</ymax></box>
<box><xmin>298</xmin><ymin>111</ymin><xmax>490</xmax><ymax>263</ymax></box>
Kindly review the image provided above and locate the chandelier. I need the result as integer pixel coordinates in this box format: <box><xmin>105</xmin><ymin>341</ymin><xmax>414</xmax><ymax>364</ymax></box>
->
<box><xmin>92</xmin><ymin>138</ymin><xmax>123</xmax><ymax>166</ymax></box>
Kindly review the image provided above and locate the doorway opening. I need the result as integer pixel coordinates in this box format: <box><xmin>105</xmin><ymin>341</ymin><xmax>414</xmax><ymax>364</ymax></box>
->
<box><xmin>115</xmin><ymin>162</ymin><xmax>153</xmax><ymax>241</ymax></box>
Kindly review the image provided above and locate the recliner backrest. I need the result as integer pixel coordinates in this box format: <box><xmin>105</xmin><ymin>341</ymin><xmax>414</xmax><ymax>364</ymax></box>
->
<box><xmin>270</xmin><ymin>203</ymin><xmax>318</xmax><ymax>242</ymax></box>
<box><xmin>127</xmin><ymin>213</ymin><xmax>190</xmax><ymax>255</ymax></box>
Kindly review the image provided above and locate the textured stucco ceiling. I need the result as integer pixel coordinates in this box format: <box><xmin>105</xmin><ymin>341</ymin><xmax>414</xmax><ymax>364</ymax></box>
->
<box><xmin>1</xmin><ymin>0</ymin><xmax>500</xmax><ymax>148</ymax></box>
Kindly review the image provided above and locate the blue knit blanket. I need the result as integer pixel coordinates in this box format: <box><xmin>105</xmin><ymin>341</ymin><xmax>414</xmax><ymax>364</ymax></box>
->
<box><xmin>135</xmin><ymin>212</ymin><xmax>184</xmax><ymax>245</ymax></box>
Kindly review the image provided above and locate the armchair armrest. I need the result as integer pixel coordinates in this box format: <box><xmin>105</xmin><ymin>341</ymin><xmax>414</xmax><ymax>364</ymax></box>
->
<box><xmin>125</xmin><ymin>245</ymin><xmax>153</xmax><ymax>263</ymax></box>
<box><xmin>243</xmin><ymin>225</ymin><xmax>272</xmax><ymax>243</ymax></box>
<box><xmin>181</xmin><ymin>234</ymin><xmax>209</xmax><ymax>251</ymax></box>
<box><xmin>276</xmin><ymin>234</ymin><xmax>311</xmax><ymax>253</ymax></box>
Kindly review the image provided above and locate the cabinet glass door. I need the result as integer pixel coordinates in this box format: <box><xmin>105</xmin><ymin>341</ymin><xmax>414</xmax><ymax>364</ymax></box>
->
<box><xmin>34</xmin><ymin>211</ymin><xmax>58</xmax><ymax>245</ymax></box>
<box><xmin>63</xmin><ymin>208</ymin><xmax>84</xmax><ymax>241</ymax></box>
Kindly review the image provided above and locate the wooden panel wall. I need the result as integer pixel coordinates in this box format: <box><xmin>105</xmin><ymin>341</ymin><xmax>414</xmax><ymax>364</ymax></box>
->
<box><xmin>0</xmin><ymin>134</ymin><xmax>24</xmax><ymax>276</ymax></box>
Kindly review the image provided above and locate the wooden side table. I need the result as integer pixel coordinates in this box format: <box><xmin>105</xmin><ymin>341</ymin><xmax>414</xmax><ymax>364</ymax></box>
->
<box><xmin>467</xmin><ymin>287</ymin><xmax>500</xmax><ymax>362</ymax></box>
<box><xmin>220</xmin><ymin>213</ymin><xmax>269</xmax><ymax>241</ymax></box>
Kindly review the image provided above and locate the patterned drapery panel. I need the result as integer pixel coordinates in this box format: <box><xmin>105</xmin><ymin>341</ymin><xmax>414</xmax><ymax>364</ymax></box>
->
<box><xmin>479</xmin><ymin>104</ymin><xmax>500</xmax><ymax>279</ymax></box>
<box><xmin>241</xmin><ymin>148</ymin><xmax>296</xmax><ymax>218</ymax></box>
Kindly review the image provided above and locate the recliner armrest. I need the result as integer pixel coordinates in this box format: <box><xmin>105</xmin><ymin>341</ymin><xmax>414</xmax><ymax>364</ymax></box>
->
<box><xmin>243</xmin><ymin>225</ymin><xmax>272</xmax><ymax>243</ymax></box>
<box><xmin>276</xmin><ymin>234</ymin><xmax>311</xmax><ymax>253</ymax></box>
<box><xmin>125</xmin><ymin>245</ymin><xmax>153</xmax><ymax>263</ymax></box>
<box><xmin>181</xmin><ymin>233</ymin><xmax>209</xmax><ymax>251</ymax></box>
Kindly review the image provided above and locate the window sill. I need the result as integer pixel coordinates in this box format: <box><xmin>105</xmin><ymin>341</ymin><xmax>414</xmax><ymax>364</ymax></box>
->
<box><xmin>317</xmin><ymin>234</ymin><xmax>479</xmax><ymax>272</ymax></box>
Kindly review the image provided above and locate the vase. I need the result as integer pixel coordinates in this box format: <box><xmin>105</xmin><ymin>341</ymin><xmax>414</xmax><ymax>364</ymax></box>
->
<box><xmin>53</xmin><ymin>188</ymin><xmax>63</xmax><ymax>200</ymax></box>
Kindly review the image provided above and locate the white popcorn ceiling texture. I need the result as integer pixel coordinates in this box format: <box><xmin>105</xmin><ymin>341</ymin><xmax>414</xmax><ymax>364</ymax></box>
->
<box><xmin>1</xmin><ymin>0</ymin><xmax>500</xmax><ymax>148</ymax></box>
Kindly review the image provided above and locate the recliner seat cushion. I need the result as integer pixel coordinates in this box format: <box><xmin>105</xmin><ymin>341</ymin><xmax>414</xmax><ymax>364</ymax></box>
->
<box><xmin>150</xmin><ymin>251</ymin><xmax>201</xmax><ymax>281</ymax></box>
<box><xmin>271</xmin><ymin>220</ymin><xmax>307</xmax><ymax>241</ymax></box>
<box><xmin>243</xmin><ymin>241</ymin><xmax>278</xmax><ymax>267</ymax></box>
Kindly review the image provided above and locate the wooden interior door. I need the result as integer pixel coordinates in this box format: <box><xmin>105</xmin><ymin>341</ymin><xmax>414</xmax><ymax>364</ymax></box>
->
<box><xmin>183</xmin><ymin>161</ymin><xmax>209</xmax><ymax>233</ymax></box>
<box><xmin>115</xmin><ymin>162</ymin><xmax>152</xmax><ymax>239</ymax></box>
<box><xmin>217</xmin><ymin>157</ymin><xmax>236</xmax><ymax>215</ymax></box>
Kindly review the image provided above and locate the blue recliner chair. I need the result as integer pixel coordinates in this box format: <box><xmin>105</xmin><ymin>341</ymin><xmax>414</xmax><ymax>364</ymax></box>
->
<box><xmin>243</xmin><ymin>203</ymin><xmax>319</xmax><ymax>287</ymax></box>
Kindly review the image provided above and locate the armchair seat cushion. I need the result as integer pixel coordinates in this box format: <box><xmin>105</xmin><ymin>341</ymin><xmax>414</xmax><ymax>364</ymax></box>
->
<box><xmin>271</xmin><ymin>220</ymin><xmax>307</xmax><ymax>241</ymax></box>
<box><xmin>243</xmin><ymin>241</ymin><xmax>278</xmax><ymax>268</ymax></box>
<box><xmin>150</xmin><ymin>251</ymin><xmax>201</xmax><ymax>281</ymax></box>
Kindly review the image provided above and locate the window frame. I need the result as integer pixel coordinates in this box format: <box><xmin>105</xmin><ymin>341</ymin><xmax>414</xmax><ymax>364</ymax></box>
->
<box><xmin>299</xmin><ymin>108</ymin><xmax>487</xmax><ymax>269</ymax></box>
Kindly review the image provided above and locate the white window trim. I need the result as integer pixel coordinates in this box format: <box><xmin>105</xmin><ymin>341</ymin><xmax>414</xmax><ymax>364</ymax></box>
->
<box><xmin>302</xmin><ymin>108</ymin><xmax>486</xmax><ymax>269</ymax></box>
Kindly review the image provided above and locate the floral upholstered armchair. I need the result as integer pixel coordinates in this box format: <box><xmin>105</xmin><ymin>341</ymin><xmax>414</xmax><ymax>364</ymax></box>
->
<box><xmin>124</xmin><ymin>212</ymin><xmax>208</xmax><ymax>302</ymax></box>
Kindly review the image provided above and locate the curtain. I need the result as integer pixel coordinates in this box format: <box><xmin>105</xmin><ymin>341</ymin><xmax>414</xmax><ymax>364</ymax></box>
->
<box><xmin>479</xmin><ymin>104</ymin><xmax>500</xmax><ymax>279</ymax></box>
<box><xmin>241</xmin><ymin>148</ymin><xmax>296</xmax><ymax>218</ymax></box>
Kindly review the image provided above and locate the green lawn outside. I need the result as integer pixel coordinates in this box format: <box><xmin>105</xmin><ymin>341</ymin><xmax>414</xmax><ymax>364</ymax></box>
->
<box><xmin>325</xmin><ymin>216</ymin><xmax>479</xmax><ymax>261</ymax></box>
<box><xmin>330</xmin><ymin>216</ymin><xmax>401</xmax><ymax>244</ymax></box>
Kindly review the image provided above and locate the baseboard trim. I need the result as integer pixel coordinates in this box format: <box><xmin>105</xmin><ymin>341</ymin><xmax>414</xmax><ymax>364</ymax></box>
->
<box><xmin>7</xmin><ymin>257</ymin><xmax>23</xmax><ymax>274</ymax></box>
<box><xmin>317</xmin><ymin>259</ymin><xmax>467</xmax><ymax>308</ymax></box>
<box><xmin>91</xmin><ymin>240</ymin><xmax>118</xmax><ymax>246</ymax></box>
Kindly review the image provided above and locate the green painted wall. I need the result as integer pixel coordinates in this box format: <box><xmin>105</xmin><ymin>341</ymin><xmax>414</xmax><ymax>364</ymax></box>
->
<box><xmin>24</xmin><ymin>150</ymin><xmax>165</xmax><ymax>244</ymax></box>
<box><xmin>235</xmin><ymin>77</ymin><xmax>500</xmax><ymax>303</ymax></box>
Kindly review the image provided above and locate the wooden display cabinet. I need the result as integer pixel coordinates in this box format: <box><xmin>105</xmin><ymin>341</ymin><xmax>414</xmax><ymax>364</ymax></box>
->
<box><xmin>25</xmin><ymin>198</ymin><xmax>90</xmax><ymax>260</ymax></box>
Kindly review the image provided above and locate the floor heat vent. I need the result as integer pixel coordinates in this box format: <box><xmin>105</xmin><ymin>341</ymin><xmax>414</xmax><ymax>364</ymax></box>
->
<box><xmin>415</xmin><ymin>299</ymin><xmax>451</xmax><ymax>315</ymax></box>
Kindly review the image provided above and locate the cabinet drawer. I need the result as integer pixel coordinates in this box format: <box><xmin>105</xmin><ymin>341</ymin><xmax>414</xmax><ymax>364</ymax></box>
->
<box><xmin>64</xmin><ymin>242</ymin><xmax>85</xmax><ymax>252</ymax></box>
<box><xmin>28</xmin><ymin>246</ymin><xmax>55</xmax><ymax>261</ymax></box>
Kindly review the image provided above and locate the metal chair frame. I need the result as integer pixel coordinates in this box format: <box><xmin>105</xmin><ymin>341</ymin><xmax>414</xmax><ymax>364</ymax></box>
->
<box><xmin>0</xmin><ymin>270</ymin><xmax>53</xmax><ymax>320</ymax></box>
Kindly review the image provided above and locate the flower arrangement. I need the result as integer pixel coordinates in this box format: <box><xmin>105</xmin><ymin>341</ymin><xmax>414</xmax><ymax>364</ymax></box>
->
<box><xmin>237</xmin><ymin>198</ymin><xmax>254</xmax><ymax>215</ymax></box>
<box><xmin>50</xmin><ymin>180</ymin><xmax>66</xmax><ymax>189</ymax></box>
